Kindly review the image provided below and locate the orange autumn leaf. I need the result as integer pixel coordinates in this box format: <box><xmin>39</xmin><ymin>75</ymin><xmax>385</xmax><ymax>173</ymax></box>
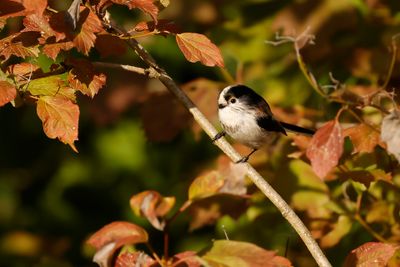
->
<box><xmin>36</xmin><ymin>95</ymin><xmax>79</xmax><ymax>152</ymax></box>
<box><xmin>176</xmin><ymin>33</ymin><xmax>224</xmax><ymax>67</ymax></box>
<box><xmin>344</xmin><ymin>123</ymin><xmax>380</xmax><ymax>154</ymax></box>
<box><xmin>99</xmin><ymin>0</ymin><xmax>158</xmax><ymax>22</ymax></box>
<box><xmin>0</xmin><ymin>80</ymin><xmax>17</xmax><ymax>107</ymax></box>
<box><xmin>306</xmin><ymin>120</ymin><xmax>344</xmax><ymax>179</ymax></box>
<box><xmin>73</xmin><ymin>7</ymin><xmax>103</xmax><ymax>55</ymax></box>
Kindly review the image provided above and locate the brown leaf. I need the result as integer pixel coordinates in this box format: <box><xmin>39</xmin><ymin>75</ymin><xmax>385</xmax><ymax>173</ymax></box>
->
<box><xmin>100</xmin><ymin>0</ymin><xmax>159</xmax><ymax>22</ymax></box>
<box><xmin>176</xmin><ymin>33</ymin><xmax>224</xmax><ymax>67</ymax></box>
<box><xmin>306</xmin><ymin>120</ymin><xmax>344</xmax><ymax>179</ymax></box>
<box><xmin>130</xmin><ymin>190</ymin><xmax>175</xmax><ymax>231</ymax></box>
<box><xmin>73</xmin><ymin>7</ymin><xmax>103</xmax><ymax>55</ymax></box>
<box><xmin>66</xmin><ymin>58</ymin><xmax>106</xmax><ymax>98</ymax></box>
<box><xmin>115</xmin><ymin>251</ymin><xmax>156</xmax><ymax>267</ymax></box>
<box><xmin>344</xmin><ymin>123</ymin><xmax>380</xmax><ymax>154</ymax></box>
<box><xmin>95</xmin><ymin>34</ymin><xmax>127</xmax><ymax>58</ymax></box>
<box><xmin>43</xmin><ymin>41</ymin><xmax>74</xmax><ymax>60</ymax></box>
<box><xmin>343</xmin><ymin>242</ymin><xmax>399</xmax><ymax>267</ymax></box>
<box><xmin>140</xmin><ymin>92</ymin><xmax>191</xmax><ymax>142</ymax></box>
<box><xmin>381</xmin><ymin>111</ymin><xmax>400</xmax><ymax>163</ymax></box>
<box><xmin>36</xmin><ymin>95</ymin><xmax>79</xmax><ymax>151</ymax></box>
<box><xmin>22</xmin><ymin>14</ymin><xmax>65</xmax><ymax>43</ymax></box>
<box><xmin>202</xmin><ymin>240</ymin><xmax>292</xmax><ymax>267</ymax></box>
<box><xmin>87</xmin><ymin>221</ymin><xmax>149</xmax><ymax>267</ymax></box>
<box><xmin>0</xmin><ymin>80</ymin><xmax>17</xmax><ymax>107</ymax></box>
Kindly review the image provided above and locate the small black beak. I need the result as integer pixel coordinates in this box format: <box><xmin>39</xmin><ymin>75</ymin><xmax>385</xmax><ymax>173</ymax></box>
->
<box><xmin>218</xmin><ymin>103</ymin><xmax>226</xmax><ymax>109</ymax></box>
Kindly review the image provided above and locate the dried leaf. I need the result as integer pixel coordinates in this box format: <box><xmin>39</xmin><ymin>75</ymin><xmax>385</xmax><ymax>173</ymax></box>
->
<box><xmin>66</xmin><ymin>58</ymin><xmax>106</xmax><ymax>98</ymax></box>
<box><xmin>381</xmin><ymin>111</ymin><xmax>400</xmax><ymax>163</ymax></box>
<box><xmin>6</xmin><ymin>62</ymin><xmax>41</xmax><ymax>80</ymax></box>
<box><xmin>0</xmin><ymin>0</ymin><xmax>29</xmax><ymax>20</ymax></box>
<box><xmin>0</xmin><ymin>80</ymin><xmax>17</xmax><ymax>107</ymax></box>
<box><xmin>344</xmin><ymin>123</ymin><xmax>380</xmax><ymax>154</ymax></box>
<box><xmin>36</xmin><ymin>95</ymin><xmax>79</xmax><ymax>151</ymax></box>
<box><xmin>176</xmin><ymin>33</ymin><xmax>224</xmax><ymax>67</ymax></box>
<box><xmin>43</xmin><ymin>41</ymin><xmax>74</xmax><ymax>60</ymax></box>
<box><xmin>306</xmin><ymin>120</ymin><xmax>344</xmax><ymax>179</ymax></box>
<box><xmin>87</xmin><ymin>221</ymin><xmax>149</xmax><ymax>267</ymax></box>
<box><xmin>343</xmin><ymin>242</ymin><xmax>399</xmax><ymax>267</ymax></box>
<box><xmin>202</xmin><ymin>240</ymin><xmax>292</xmax><ymax>267</ymax></box>
<box><xmin>115</xmin><ymin>251</ymin><xmax>156</xmax><ymax>267</ymax></box>
<box><xmin>22</xmin><ymin>0</ymin><xmax>47</xmax><ymax>16</ymax></box>
<box><xmin>130</xmin><ymin>191</ymin><xmax>175</xmax><ymax>231</ymax></box>
<box><xmin>132</xmin><ymin>19</ymin><xmax>178</xmax><ymax>35</ymax></box>
<box><xmin>73</xmin><ymin>7</ymin><xmax>103</xmax><ymax>55</ymax></box>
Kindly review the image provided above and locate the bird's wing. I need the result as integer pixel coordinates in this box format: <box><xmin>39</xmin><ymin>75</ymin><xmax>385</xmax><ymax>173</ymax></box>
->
<box><xmin>256</xmin><ymin>116</ymin><xmax>287</xmax><ymax>135</ymax></box>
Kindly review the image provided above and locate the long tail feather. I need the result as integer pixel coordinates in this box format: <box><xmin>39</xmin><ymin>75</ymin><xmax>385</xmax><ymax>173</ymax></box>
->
<box><xmin>280</xmin><ymin>121</ymin><xmax>315</xmax><ymax>136</ymax></box>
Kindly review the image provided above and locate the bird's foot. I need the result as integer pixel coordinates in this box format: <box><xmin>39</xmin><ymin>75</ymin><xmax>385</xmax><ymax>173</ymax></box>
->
<box><xmin>212</xmin><ymin>131</ymin><xmax>226</xmax><ymax>143</ymax></box>
<box><xmin>235</xmin><ymin>156</ymin><xmax>249</xmax><ymax>164</ymax></box>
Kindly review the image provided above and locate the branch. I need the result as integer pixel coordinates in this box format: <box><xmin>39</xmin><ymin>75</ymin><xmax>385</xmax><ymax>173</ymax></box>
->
<box><xmin>100</xmin><ymin>23</ymin><xmax>331</xmax><ymax>267</ymax></box>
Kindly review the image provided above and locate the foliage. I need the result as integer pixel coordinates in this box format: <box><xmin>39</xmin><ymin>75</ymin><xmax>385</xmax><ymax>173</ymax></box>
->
<box><xmin>1</xmin><ymin>0</ymin><xmax>400</xmax><ymax>267</ymax></box>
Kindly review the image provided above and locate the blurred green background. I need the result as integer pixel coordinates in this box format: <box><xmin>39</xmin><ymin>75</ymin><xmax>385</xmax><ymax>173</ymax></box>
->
<box><xmin>1</xmin><ymin>0</ymin><xmax>400</xmax><ymax>266</ymax></box>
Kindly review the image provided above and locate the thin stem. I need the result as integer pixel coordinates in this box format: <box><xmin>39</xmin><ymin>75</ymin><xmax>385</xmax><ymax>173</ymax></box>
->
<box><xmin>145</xmin><ymin>242</ymin><xmax>164</xmax><ymax>266</ymax></box>
<box><xmin>163</xmin><ymin>200</ymin><xmax>192</xmax><ymax>262</ymax></box>
<box><xmin>354</xmin><ymin>214</ymin><xmax>387</xmax><ymax>243</ymax></box>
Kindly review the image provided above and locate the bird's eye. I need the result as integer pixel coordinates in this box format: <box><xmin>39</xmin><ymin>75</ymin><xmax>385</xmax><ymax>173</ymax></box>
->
<box><xmin>229</xmin><ymin>98</ymin><xmax>236</xmax><ymax>104</ymax></box>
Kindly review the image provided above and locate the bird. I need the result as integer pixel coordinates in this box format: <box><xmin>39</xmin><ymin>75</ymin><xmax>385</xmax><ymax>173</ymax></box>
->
<box><xmin>213</xmin><ymin>84</ymin><xmax>315</xmax><ymax>163</ymax></box>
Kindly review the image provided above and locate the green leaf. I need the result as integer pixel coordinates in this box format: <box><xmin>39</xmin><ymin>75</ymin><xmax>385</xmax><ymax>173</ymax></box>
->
<box><xmin>26</xmin><ymin>75</ymin><xmax>76</xmax><ymax>101</ymax></box>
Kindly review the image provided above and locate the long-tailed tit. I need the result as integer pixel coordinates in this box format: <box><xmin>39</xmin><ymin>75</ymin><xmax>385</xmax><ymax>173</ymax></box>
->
<box><xmin>213</xmin><ymin>84</ymin><xmax>315</xmax><ymax>163</ymax></box>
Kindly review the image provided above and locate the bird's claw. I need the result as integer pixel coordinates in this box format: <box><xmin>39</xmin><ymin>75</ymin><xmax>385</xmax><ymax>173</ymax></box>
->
<box><xmin>235</xmin><ymin>156</ymin><xmax>249</xmax><ymax>164</ymax></box>
<box><xmin>212</xmin><ymin>131</ymin><xmax>226</xmax><ymax>143</ymax></box>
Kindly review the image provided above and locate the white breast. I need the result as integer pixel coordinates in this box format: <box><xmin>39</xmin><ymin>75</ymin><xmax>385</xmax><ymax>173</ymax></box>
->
<box><xmin>218</xmin><ymin>107</ymin><xmax>271</xmax><ymax>149</ymax></box>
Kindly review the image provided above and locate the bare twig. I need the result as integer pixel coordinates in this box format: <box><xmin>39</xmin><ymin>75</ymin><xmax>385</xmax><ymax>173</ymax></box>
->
<box><xmin>99</xmin><ymin>21</ymin><xmax>332</xmax><ymax>267</ymax></box>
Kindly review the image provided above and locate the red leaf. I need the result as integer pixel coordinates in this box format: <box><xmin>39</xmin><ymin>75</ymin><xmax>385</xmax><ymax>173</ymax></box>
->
<box><xmin>132</xmin><ymin>19</ymin><xmax>178</xmax><ymax>35</ymax></box>
<box><xmin>0</xmin><ymin>80</ymin><xmax>17</xmax><ymax>107</ymax></box>
<box><xmin>87</xmin><ymin>221</ymin><xmax>149</xmax><ymax>267</ymax></box>
<box><xmin>87</xmin><ymin>221</ymin><xmax>148</xmax><ymax>250</ymax></box>
<box><xmin>306</xmin><ymin>120</ymin><xmax>344</xmax><ymax>179</ymax></box>
<box><xmin>176</xmin><ymin>33</ymin><xmax>224</xmax><ymax>67</ymax></box>
<box><xmin>66</xmin><ymin>58</ymin><xmax>106</xmax><ymax>98</ymax></box>
<box><xmin>130</xmin><ymin>191</ymin><xmax>175</xmax><ymax>231</ymax></box>
<box><xmin>344</xmin><ymin>242</ymin><xmax>399</xmax><ymax>267</ymax></box>
<box><xmin>36</xmin><ymin>95</ymin><xmax>79</xmax><ymax>152</ymax></box>
<box><xmin>73</xmin><ymin>7</ymin><xmax>103</xmax><ymax>55</ymax></box>
<box><xmin>172</xmin><ymin>251</ymin><xmax>202</xmax><ymax>267</ymax></box>
<box><xmin>100</xmin><ymin>0</ymin><xmax>158</xmax><ymax>22</ymax></box>
<box><xmin>43</xmin><ymin>41</ymin><xmax>74</xmax><ymax>60</ymax></box>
